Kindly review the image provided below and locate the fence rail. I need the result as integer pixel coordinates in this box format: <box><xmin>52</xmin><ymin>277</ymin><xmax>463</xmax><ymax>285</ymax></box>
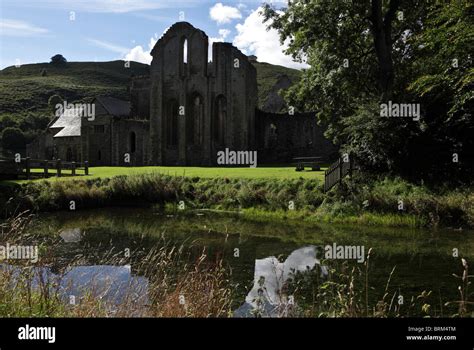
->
<box><xmin>324</xmin><ymin>156</ymin><xmax>357</xmax><ymax>192</ymax></box>
<box><xmin>0</xmin><ymin>157</ymin><xmax>89</xmax><ymax>179</ymax></box>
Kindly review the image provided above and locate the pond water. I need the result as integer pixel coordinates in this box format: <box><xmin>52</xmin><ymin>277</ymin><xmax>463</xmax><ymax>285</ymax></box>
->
<box><xmin>10</xmin><ymin>208</ymin><xmax>474</xmax><ymax>317</ymax></box>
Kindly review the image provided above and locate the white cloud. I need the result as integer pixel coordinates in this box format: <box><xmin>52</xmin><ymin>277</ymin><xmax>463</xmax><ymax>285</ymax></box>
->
<box><xmin>233</xmin><ymin>7</ymin><xmax>308</xmax><ymax>70</ymax></box>
<box><xmin>124</xmin><ymin>46</ymin><xmax>151</xmax><ymax>64</ymax></box>
<box><xmin>210</xmin><ymin>3</ymin><xmax>242</xmax><ymax>24</ymax></box>
<box><xmin>218</xmin><ymin>29</ymin><xmax>231</xmax><ymax>39</ymax></box>
<box><xmin>124</xmin><ymin>34</ymin><xmax>159</xmax><ymax>65</ymax></box>
<box><xmin>0</xmin><ymin>19</ymin><xmax>49</xmax><ymax>37</ymax></box>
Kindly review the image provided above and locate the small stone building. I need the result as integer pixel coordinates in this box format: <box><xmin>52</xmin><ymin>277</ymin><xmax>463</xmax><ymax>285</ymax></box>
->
<box><xmin>28</xmin><ymin>22</ymin><xmax>336</xmax><ymax>166</ymax></box>
<box><xmin>80</xmin><ymin>96</ymin><xmax>149</xmax><ymax>166</ymax></box>
<box><xmin>27</xmin><ymin>107</ymin><xmax>82</xmax><ymax>162</ymax></box>
<box><xmin>27</xmin><ymin>97</ymin><xmax>149</xmax><ymax>166</ymax></box>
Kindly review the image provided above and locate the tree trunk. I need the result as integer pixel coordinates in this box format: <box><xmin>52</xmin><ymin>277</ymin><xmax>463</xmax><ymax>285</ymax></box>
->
<box><xmin>370</xmin><ymin>0</ymin><xmax>399</xmax><ymax>100</ymax></box>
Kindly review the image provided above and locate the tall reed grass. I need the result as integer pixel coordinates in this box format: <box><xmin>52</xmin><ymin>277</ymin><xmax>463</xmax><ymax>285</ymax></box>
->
<box><xmin>0</xmin><ymin>211</ymin><xmax>471</xmax><ymax>317</ymax></box>
<box><xmin>0</xmin><ymin>212</ymin><xmax>233</xmax><ymax>317</ymax></box>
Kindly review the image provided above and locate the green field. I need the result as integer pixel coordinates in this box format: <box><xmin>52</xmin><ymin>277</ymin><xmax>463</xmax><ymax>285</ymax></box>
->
<box><xmin>7</xmin><ymin>166</ymin><xmax>326</xmax><ymax>184</ymax></box>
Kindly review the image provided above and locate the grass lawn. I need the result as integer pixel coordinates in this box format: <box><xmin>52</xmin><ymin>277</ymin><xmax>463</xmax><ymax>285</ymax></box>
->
<box><xmin>4</xmin><ymin>166</ymin><xmax>326</xmax><ymax>184</ymax></box>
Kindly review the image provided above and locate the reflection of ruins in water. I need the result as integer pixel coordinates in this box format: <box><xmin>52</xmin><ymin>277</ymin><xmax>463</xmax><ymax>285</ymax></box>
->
<box><xmin>1</xmin><ymin>227</ymin><xmax>149</xmax><ymax>313</ymax></box>
<box><xmin>3</xmin><ymin>225</ymin><xmax>330</xmax><ymax>317</ymax></box>
<box><xmin>0</xmin><ymin>263</ymin><xmax>149</xmax><ymax>309</ymax></box>
<box><xmin>234</xmin><ymin>246</ymin><xmax>328</xmax><ymax>317</ymax></box>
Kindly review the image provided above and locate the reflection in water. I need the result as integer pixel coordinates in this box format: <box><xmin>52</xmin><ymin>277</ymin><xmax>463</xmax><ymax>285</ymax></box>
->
<box><xmin>58</xmin><ymin>265</ymin><xmax>148</xmax><ymax>305</ymax></box>
<box><xmin>234</xmin><ymin>246</ymin><xmax>328</xmax><ymax>317</ymax></box>
<box><xmin>21</xmin><ymin>209</ymin><xmax>474</xmax><ymax>317</ymax></box>
<box><xmin>2</xmin><ymin>244</ymin><xmax>327</xmax><ymax>317</ymax></box>
<box><xmin>1</xmin><ymin>264</ymin><xmax>149</xmax><ymax>308</ymax></box>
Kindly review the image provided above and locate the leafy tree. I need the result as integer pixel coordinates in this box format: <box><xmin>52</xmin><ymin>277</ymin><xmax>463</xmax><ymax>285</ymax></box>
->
<box><xmin>50</xmin><ymin>54</ymin><xmax>67</xmax><ymax>65</ymax></box>
<box><xmin>263</xmin><ymin>1</ymin><xmax>472</xmax><ymax>183</ymax></box>
<box><xmin>1</xmin><ymin>127</ymin><xmax>26</xmax><ymax>151</ymax></box>
<box><xmin>406</xmin><ymin>2</ymin><xmax>474</xmax><ymax>179</ymax></box>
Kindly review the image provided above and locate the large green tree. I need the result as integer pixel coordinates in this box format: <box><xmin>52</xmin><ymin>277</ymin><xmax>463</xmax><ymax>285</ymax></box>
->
<box><xmin>263</xmin><ymin>0</ymin><xmax>472</xmax><ymax>182</ymax></box>
<box><xmin>406</xmin><ymin>2</ymin><xmax>473</xmax><ymax>179</ymax></box>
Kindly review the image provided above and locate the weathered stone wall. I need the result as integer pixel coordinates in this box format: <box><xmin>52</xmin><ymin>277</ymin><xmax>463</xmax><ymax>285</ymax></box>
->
<box><xmin>149</xmin><ymin>22</ymin><xmax>257</xmax><ymax>166</ymax></box>
<box><xmin>113</xmin><ymin>119</ymin><xmax>150</xmax><ymax>166</ymax></box>
<box><xmin>256</xmin><ymin>111</ymin><xmax>338</xmax><ymax>163</ymax></box>
<box><xmin>81</xmin><ymin>104</ymin><xmax>113</xmax><ymax>166</ymax></box>
<box><xmin>54</xmin><ymin>137</ymin><xmax>82</xmax><ymax>162</ymax></box>
<box><xmin>79</xmin><ymin>102</ymin><xmax>150</xmax><ymax>166</ymax></box>
<box><xmin>211</xmin><ymin>43</ymin><xmax>257</xmax><ymax>154</ymax></box>
<box><xmin>26</xmin><ymin>132</ymin><xmax>54</xmax><ymax>160</ymax></box>
<box><xmin>26</xmin><ymin>130</ymin><xmax>82</xmax><ymax>162</ymax></box>
<box><xmin>130</xmin><ymin>76</ymin><xmax>151</xmax><ymax>119</ymax></box>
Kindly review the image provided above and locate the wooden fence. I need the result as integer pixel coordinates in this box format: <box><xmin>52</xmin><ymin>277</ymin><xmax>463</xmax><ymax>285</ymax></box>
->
<box><xmin>324</xmin><ymin>156</ymin><xmax>357</xmax><ymax>192</ymax></box>
<box><xmin>0</xmin><ymin>157</ymin><xmax>89</xmax><ymax>179</ymax></box>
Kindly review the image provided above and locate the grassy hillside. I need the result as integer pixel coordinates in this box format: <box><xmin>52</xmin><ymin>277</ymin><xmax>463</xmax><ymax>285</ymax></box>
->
<box><xmin>0</xmin><ymin>59</ymin><xmax>301</xmax><ymax>153</ymax></box>
<box><xmin>252</xmin><ymin>61</ymin><xmax>301</xmax><ymax>109</ymax></box>
<box><xmin>0</xmin><ymin>60</ymin><xmax>149</xmax><ymax>115</ymax></box>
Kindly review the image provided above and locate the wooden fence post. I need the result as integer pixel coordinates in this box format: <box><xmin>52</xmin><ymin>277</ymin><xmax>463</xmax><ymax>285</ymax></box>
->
<box><xmin>44</xmin><ymin>160</ymin><xmax>49</xmax><ymax>178</ymax></box>
<box><xmin>84</xmin><ymin>161</ymin><xmax>89</xmax><ymax>176</ymax></box>
<box><xmin>72</xmin><ymin>162</ymin><xmax>76</xmax><ymax>176</ymax></box>
<box><xmin>25</xmin><ymin>157</ymin><xmax>30</xmax><ymax>179</ymax></box>
<box><xmin>56</xmin><ymin>159</ymin><xmax>61</xmax><ymax>177</ymax></box>
<box><xmin>338</xmin><ymin>158</ymin><xmax>343</xmax><ymax>185</ymax></box>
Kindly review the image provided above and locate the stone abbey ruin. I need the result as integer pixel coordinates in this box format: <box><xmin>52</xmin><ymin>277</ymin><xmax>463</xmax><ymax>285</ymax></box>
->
<box><xmin>27</xmin><ymin>22</ymin><xmax>336</xmax><ymax>166</ymax></box>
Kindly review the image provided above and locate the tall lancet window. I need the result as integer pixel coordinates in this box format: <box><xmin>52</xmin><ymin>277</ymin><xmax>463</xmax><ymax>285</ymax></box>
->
<box><xmin>180</xmin><ymin>38</ymin><xmax>188</xmax><ymax>76</ymax></box>
<box><xmin>183</xmin><ymin>39</ymin><xmax>188</xmax><ymax>63</ymax></box>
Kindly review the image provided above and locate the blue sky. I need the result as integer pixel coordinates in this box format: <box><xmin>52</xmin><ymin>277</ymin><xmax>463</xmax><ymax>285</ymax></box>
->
<box><xmin>0</xmin><ymin>0</ymin><xmax>306</xmax><ymax>69</ymax></box>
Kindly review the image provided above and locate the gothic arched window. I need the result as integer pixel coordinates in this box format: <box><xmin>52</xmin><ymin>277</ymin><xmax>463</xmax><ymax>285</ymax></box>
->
<box><xmin>180</xmin><ymin>37</ymin><xmax>188</xmax><ymax>76</ymax></box>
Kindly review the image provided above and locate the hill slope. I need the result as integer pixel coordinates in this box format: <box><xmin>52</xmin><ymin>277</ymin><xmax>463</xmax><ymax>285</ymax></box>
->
<box><xmin>0</xmin><ymin>60</ymin><xmax>301</xmax><ymax>146</ymax></box>
<box><xmin>0</xmin><ymin>61</ymin><xmax>149</xmax><ymax>115</ymax></box>
<box><xmin>252</xmin><ymin>61</ymin><xmax>301</xmax><ymax>112</ymax></box>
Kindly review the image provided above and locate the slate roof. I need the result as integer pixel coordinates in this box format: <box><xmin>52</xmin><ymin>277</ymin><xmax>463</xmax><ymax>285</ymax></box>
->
<box><xmin>48</xmin><ymin>97</ymin><xmax>130</xmax><ymax>138</ymax></box>
<box><xmin>95</xmin><ymin>96</ymin><xmax>130</xmax><ymax>117</ymax></box>
<box><xmin>50</xmin><ymin>107</ymin><xmax>83</xmax><ymax>138</ymax></box>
